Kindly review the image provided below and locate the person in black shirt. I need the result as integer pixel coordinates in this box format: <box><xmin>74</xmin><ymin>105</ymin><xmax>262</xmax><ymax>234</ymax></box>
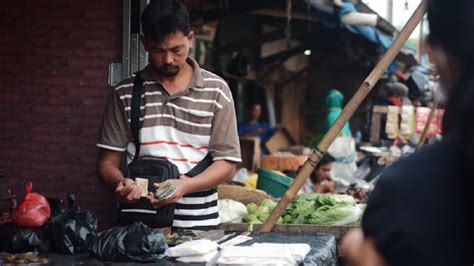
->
<box><xmin>341</xmin><ymin>0</ymin><xmax>474</xmax><ymax>265</ymax></box>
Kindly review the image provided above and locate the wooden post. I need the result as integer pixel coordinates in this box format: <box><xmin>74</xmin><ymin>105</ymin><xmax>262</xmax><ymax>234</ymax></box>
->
<box><xmin>260</xmin><ymin>0</ymin><xmax>427</xmax><ymax>232</ymax></box>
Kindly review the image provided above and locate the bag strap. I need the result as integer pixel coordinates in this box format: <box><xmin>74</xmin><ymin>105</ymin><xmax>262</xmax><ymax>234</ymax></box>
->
<box><xmin>131</xmin><ymin>72</ymin><xmax>143</xmax><ymax>162</ymax></box>
<box><xmin>186</xmin><ymin>154</ymin><xmax>213</xmax><ymax>177</ymax></box>
<box><xmin>130</xmin><ymin>72</ymin><xmax>213</xmax><ymax>172</ymax></box>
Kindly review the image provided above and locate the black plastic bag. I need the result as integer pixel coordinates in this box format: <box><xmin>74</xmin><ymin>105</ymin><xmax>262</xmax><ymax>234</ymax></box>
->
<box><xmin>89</xmin><ymin>222</ymin><xmax>167</xmax><ymax>262</ymax></box>
<box><xmin>0</xmin><ymin>224</ymin><xmax>49</xmax><ymax>252</ymax></box>
<box><xmin>48</xmin><ymin>193</ymin><xmax>98</xmax><ymax>255</ymax></box>
<box><xmin>46</xmin><ymin>197</ymin><xmax>65</xmax><ymax>219</ymax></box>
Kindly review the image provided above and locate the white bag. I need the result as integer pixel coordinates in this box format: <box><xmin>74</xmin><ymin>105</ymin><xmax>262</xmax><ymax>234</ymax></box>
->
<box><xmin>165</xmin><ymin>239</ymin><xmax>218</xmax><ymax>257</ymax></box>
<box><xmin>327</xmin><ymin>136</ymin><xmax>357</xmax><ymax>192</ymax></box>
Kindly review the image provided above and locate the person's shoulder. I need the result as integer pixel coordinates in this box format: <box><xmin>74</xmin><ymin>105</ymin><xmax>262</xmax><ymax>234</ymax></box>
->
<box><xmin>200</xmin><ymin>69</ymin><xmax>229</xmax><ymax>88</ymax></box>
<box><xmin>111</xmin><ymin>76</ymin><xmax>135</xmax><ymax>95</ymax></box>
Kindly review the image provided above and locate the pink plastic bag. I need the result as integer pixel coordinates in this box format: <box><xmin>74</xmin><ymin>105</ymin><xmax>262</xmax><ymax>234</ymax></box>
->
<box><xmin>12</xmin><ymin>183</ymin><xmax>51</xmax><ymax>227</ymax></box>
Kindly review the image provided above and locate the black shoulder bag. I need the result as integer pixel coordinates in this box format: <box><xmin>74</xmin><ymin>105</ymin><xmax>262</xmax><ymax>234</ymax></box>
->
<box><xmin>118</xmin><ymin>72</ymin><xmax>212</xmax><ymax>228</ymax></box>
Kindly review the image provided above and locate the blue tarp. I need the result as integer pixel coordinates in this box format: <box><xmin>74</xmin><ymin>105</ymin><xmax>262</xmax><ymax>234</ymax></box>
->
<box><xmin>308</xmin><ymin>0</ymin><xmax>398</xmax><ymax>73</ymax></box>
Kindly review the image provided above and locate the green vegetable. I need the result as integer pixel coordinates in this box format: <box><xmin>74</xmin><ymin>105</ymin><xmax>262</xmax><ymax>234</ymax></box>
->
<box><xmin>243</xmin><ymin>213</ymin><xmax>262</xmax><ymax>224</ymax></box>
<box><xmin>281</xmin><ymin>193</ymin><xmax>361</xmax><ymax>225</ymax></box>
<box><xmin>309</xmin><ymin>205</ymin><xmax>361</xmax><ymax>225</ymax></box>
<box><xmin>257</xmin><ymin>212</ymin><xmax>270</xmax><ymax>222</ymax></box>
<box><xmin>260</xmin><ymin>199</ymin><xmax>277</xmax><ymax>211</ymax></box>
<box><xmin>255</xmin><ymin>205</ymin><xmax>271</xmax><ymax>215</ymax></box>
<box><xmin>243</xmin><ymin>213</ymin><xmax>258</xmax><ymax>222</ymax></box>
<box><xmin>246</xmin><ymin>202</ymin><xmax>258</xmax><ymax>213</ymax></box>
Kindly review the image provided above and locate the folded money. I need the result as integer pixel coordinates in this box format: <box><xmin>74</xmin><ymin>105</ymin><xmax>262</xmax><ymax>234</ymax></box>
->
<box><xmin>155</xmin><ymin>181</ymin><xmax>177</xmax><ymax>200</ymax></box>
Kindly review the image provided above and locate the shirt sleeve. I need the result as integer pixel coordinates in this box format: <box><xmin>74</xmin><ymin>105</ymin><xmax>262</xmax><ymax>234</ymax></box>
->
<box><xmin>208</xmin><ymin>84</ymin><xmax>241</xmax><ymax>163</ymax></box>
<box><xmin>97</xmin><ymin>88</ymin><xmax>132</xmax><ymax>151</ymax></box>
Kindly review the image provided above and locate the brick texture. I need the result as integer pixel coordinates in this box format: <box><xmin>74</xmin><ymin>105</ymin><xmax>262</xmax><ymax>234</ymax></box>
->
<box><xmin>0</xmin><ymin>0</ymin><xmax>122</xmax><ymax>229</ymax></box>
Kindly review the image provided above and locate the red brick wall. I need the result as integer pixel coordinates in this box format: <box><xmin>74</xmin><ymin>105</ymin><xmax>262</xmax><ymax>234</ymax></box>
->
<box><xmin>0</xmin><ymin>0</ymin><xmax>122</xmax><ymax>229</ymax></box>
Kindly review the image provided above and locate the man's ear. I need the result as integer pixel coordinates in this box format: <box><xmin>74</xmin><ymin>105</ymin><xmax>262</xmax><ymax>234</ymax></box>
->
<box><xmin>187</xmin><ymin>31</ymin><xmax>195</xmax><ymax>47</ymax></box>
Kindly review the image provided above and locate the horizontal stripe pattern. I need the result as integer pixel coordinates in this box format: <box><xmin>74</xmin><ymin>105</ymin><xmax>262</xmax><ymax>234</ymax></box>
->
<box><xmin>172</xmin><ymin>217</ymin><xmax>220</xmax><ymax>228</ymax></box>
<box><xmin>213</xmin><ymin>156</ymin><xmax>242</xmax><ymax>163</ymax></box>
<box><xmin>174</xmin><ymin>206</ymin><xmax>219</xmax><ymax>217</ymax></box>
<box><xmin>99</xmin><ymin>60</ymin><xmax>241</xmax><ymax>229</ymax></box>
<box><xmin>177</xmin><ymin>192</ymin><xmax>217</xmax><ymax>205</ymax></box>
<box><xmin>178</xmin><ymin>96</ymin><xmax>223</xmax><ymax>109</ymax></box>
<box><xmin>120</xmin><ymin>209</ymin><xmax>156</xmax><ymax>214</ymax></box>
<box><xmin>96</xmin><ymin>143</ymin><xmax>127</xmax><ymax>152</ymax></box>
<box><xmin>191</xmin><ymin>87</ymin><xmax>231</xmax><ymax>103</ymax></box>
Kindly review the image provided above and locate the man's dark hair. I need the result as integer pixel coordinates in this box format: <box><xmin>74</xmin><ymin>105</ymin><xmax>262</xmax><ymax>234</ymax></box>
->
<box><xmin>141</xmin><ymin>0</ymin><xmax>190</xmax><ymax>42</ymax></box>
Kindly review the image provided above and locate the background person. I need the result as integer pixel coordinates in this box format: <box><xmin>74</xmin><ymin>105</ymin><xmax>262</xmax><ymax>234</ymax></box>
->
<box><xmin>341</xmin><ymin>0</ymin><xmax>474</xmax><ymax>264</ymax></box>
<box><xmin>238</xmin><ymin>103</ymin><xmax>275</xmax><ymax>155</ymax></box>
<box><xmin>301</xmin><ymin>154</ymin><xmax>336</xmax><ymax>194</ymax></box>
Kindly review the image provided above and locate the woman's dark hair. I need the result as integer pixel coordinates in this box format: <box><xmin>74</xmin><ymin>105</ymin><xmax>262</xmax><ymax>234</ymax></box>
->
<box><xmin>141</xmin><ymin>0</ymin><xmax>190</xmax><ymax>42</ymax></box>
<box><xmin>427</xmin><ymin>0</ymin><xmax>473</xmax><ymax>245</ymax></box>
<box><xmin>316</xmin><ymin>153</ymin><xmax>336</xmax><ymax>169</ymax></box>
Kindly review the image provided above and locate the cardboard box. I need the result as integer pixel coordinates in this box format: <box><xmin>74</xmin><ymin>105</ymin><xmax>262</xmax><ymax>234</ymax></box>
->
<box><xmin>238</xmin><ymin>137</ymin><xmax>260</xmax><ymax>172</ymax></box>
<box><xmin>265</xmin><ymin>128</ymin><xmax>297</xmax><ymax>154</ymax></box>
<box><xmin>261</xmin><ymin>155</ymin><xmax>307</xmax><ymax>171</ymax></box>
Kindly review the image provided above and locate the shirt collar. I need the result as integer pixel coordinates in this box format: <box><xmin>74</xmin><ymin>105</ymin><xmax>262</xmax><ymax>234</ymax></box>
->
<box><xmin>140</xmin><ymin>57</ymin><xmax>205</xmax><ymax>88</ymax></box>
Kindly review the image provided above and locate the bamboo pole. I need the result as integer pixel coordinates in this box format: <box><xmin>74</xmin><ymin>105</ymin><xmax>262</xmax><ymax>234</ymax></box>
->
<box><xmin>260</xmin><ymin>0</ymin><xmax>427</xmax><ymax>232</ymax></box>
<box><xmin>417</xmin><ymin>97</ymin><xmax>440</xmax><ymax>149</ymax></box>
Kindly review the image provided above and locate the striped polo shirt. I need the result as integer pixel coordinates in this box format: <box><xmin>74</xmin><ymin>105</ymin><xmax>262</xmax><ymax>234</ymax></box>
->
<box><xmin>97</xmin><ymin>57</ymin><xmax>241</xmax><ymax>230</ymax></box>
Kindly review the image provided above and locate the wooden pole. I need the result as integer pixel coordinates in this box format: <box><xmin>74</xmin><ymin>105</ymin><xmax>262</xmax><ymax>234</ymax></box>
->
<box><xmin>260</xmin><ymin>0</ymin><xmax>427</xmax><ymax>232</ymax></box>
<box><xmin>417</xmin><ymin>97</ymin><xmax>440</xmax><ymax>149</ymax></box>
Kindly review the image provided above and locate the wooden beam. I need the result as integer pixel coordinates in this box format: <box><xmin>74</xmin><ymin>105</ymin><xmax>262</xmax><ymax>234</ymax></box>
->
<box><xmin>252</xmin><ymin>9</ymin><xmax>320</xmax><ymax>22</ymax></box>
<box><xmin>280</xmin><ymin>67</ymin><xmax>309</xmax><ymax>87</ymax></box>
<box><xmin>218</xmin><ymin>28</ymin><xmax>285</xmax><ymax>54</ymax></box>
<box><xmin>260</xmin><ymin>45</ymin><xmax>308</xmax><ymax>65</ymax></box>
<box><xmin>218</xmin><ymin>27</ymin><xmax>314</xmax><ymax>54</ymax></box>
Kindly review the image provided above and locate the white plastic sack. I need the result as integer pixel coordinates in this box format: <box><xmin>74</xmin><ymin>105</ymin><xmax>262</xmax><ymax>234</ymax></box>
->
<box><xmin>250</xmin><ymin>243</ymin><xmax>311</xmax><ymax>263</ymax></box>
<box><xmin>216</xmin><ymin>245</ymin><xmax>297</xmax><ymax>266</ymax></box>
<box><xmin>218</xmin><ymin>199</ymin><xmax>248</xmax><ymax>223</ymax></box>
<box><xmin>165</xmin><ymin>239</ymin><xmax>218</xmax><ymax>257</ymax></box>
<box><xmin>327</xmin><ymin>136</ymin><xmax>357</xmax><ymax>192</ymax></box>
<box><xmin>175</xmin><ymin>250</ymin><xmax>218</xmax><ymax>263</ymax></box>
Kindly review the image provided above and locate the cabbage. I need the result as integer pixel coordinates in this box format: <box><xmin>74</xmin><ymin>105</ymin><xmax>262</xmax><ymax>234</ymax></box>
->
<box><xmin>282</xmin><ymin>193</ymin><xmax>361</xmax><ymax>225</ymax></box>
<box><xmin>218</xmin><ymin>199</ymin><xmax>248</xmax><ymax>223</ymax></box>
<box><xmin>309</xmin><ymin>205</ymin><xmax>361</xmax><ymax>225</ymax></box>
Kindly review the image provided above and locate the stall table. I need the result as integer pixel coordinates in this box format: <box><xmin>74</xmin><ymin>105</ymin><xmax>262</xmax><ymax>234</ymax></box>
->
<box><xmin>39</xmin><ymin>231</ymin><xmax>337</xmax><ymax>265</ymax></box>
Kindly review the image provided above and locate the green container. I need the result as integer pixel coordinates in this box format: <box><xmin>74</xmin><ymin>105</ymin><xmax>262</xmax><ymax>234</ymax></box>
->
<box><xmin>257</xmin><ymin>168</ymin><xmax>293</xmax><ymax>198</ymax></box>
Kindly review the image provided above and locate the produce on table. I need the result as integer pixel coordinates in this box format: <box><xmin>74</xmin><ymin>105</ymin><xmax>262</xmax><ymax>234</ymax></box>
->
<box><xmin>218</xmin><ymin>199</ymin><xmax>248</xmax><ymax>223</ymax></box>
<box><xmin>282</xmin><ymin>193</ymin><xmax>362</xmax><ymax>225</ymax></box>
<box><xmin>344</xmin><ymin>187</ymin><xmax>370</xmax><ymax>203</ymax></box>
<box><xmin>243</xmin><ymin>199</ymin><xmax>282</xmax><ymax>224</ymax></box>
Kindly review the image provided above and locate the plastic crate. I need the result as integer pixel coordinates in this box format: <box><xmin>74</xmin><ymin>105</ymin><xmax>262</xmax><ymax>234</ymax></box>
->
<box><xmin>256</xmin><ymin>168</ymin><xmax>292</xmax><ymax>198</ymax></box>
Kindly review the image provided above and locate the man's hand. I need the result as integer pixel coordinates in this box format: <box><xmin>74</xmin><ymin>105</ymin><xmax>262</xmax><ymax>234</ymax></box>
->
<box><xmin>114</xmin><ymin>178</ymin><xmax>142</xmax><ymax>204</ymax></box>
<box><xmin>146</xmin><ymin>179</ymin><xmax>190</xmax><ymax>207</ymax></box>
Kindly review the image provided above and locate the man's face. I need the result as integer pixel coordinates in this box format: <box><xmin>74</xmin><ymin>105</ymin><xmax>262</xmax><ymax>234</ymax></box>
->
<box><xmin>315</xmin><ymin>162</ymin><xmax>332</xmax><ymax>182</ymax></box>
<box><xmin>142</xmin><ymin>31</ymin><xmax>194</xmax><ymax>77</ymax></box>
<box><xmin>249</xmin><ymin>104</ymin><xmax>262</xmax><ymax>121</ymax></box>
